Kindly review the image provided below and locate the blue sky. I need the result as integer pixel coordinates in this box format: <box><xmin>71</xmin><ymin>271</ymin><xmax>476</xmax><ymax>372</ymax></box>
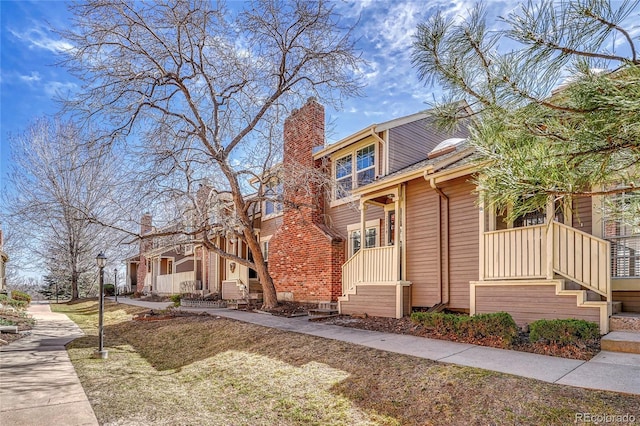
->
<box><xmin>0</xmin><ymin>0</ymin><xmax>522</xmax><ymax>189</ymax></box>
<box><xmin>1</xmin><ymin>1</ymin><xmax>638</xmax><ymax>189</ymax></box>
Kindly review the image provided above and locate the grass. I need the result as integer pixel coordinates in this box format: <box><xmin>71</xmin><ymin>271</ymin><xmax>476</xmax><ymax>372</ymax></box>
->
<box><xmin>54</xmin><ymin>301</ymin><xmax>640</xmax><ymax>425</ymax></box>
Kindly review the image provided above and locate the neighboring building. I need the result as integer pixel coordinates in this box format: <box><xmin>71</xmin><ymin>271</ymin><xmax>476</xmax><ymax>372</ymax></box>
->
<box><xmin>0</xmin><ymin>226</ymin><xmax>8</xmax><ymax>294</ymax></box>
<box><xmin>127</xmin><ymin>98</ymin><xmax>640</xmax><ymax>334</ymax></box>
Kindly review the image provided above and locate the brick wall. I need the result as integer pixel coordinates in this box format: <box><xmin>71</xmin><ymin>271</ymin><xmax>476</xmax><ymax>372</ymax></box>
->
<box><xmin>268</xmin><ymin>98</ymin><xmax>345</xmax><ymax>302</ymax></box>
<box><xmin>136</xmin><ymin>213</ymin><xmax>153</xmax><ymax>292</ymax></box>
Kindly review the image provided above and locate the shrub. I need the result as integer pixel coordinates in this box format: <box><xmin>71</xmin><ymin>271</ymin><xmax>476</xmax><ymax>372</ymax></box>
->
<box><xmin>11</xmin><ymin>290</ymin><xmax>32</xmax><ymax>304</ymax></box>
<box><xmin>0</xmin><ymin>294</ymin><xmax>28</xmax><ymax>310</ymax></box>
<box><xmin>529</xmin><ymin>319</ymin><xmax>599</xmax><ymax>344</ymax></box>
<box><xmin>170</xmin><ymin>294</ymin><xmax>181</xmax><ymax>307</ymax></box>
<box><xmin>411</xmin><ymin>311</ymin><xmax>519</xmax><ymax>347</ymax></box>
<box><xmin>103</xmin><ymin>284</ymin><xmax>115</xmax><ymax>296</ymax></box>
<box><xmin>132</xmin><ymin>291</ymin><xmax>143</xmax><ymax>299</ymax></box>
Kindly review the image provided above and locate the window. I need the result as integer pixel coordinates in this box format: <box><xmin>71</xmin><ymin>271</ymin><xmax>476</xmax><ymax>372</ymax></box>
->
<box><xmin>167</xmin><ymin>259</ymin><xmax>173</xmax><ymax>275</ymax></box>
<box><xmin>264</xmin><ymin>182</ymin><xmax>283</xmax><ymax>216</ymax></box>
<box><xmin>334</xmin><ymin>144</ymin><xmax>376</xmax><ymax>200</ymax></box>
<box><xmin>356</xmin><ymin>145</ymin><xmax>375</xmax><ymax>186</ymax></box>
<box><xmin>347</xmin><ymin>220</ymin><xmax>380</xmax><ymax>257</ymax></box>
<box><xmin>604</xmin><ymin>192</ymin><xmax>640</xmax><ymax>278</ymax></box>
<box><xmin>335</xmin><ymin>155</ymin><xmax>352</xmax><ymax>199</ymax></box>
<box><xmin>262</xmin><ymin>240</ymin><xmax>269</xmax><ymax>262</ymax></box>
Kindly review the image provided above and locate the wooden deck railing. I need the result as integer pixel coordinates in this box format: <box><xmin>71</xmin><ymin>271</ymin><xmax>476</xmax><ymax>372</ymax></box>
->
<box><xmin>342</xmin><ymin>246</ymin><xmax>396</xmax><ymax>296</ymax></box>
<box><xmin>155</xmin><ymin>271</ymin><xmax>196</xmax><ymax>295</ymax></box>
<box><xmin>553</xmin><ymin>222</ymin><xmax>610</xmax><ymax>297</ymax></box>
<box><xmin>482</xmin><ymin>221</ymin><xmax>611</xmax><ymax>299</ymax></box>
<box><xmin>483</xmin><ymin>224</ymin><xmax>546</xmax><ymax>279</ymax></box>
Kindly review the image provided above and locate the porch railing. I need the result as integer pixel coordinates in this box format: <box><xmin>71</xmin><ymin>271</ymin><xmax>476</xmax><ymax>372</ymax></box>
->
<box><xmin>482</xmin><ymin>221</ymin><xmax>611</xmax><ymax>299</ymax></box>
<box><xmin>342</xmin><ymin>246</ymin><xmax>396</xmax><ymax>296</ymax></box>
<box><xmin>553</xmin><ymin>222</ymin><xmax>610</xmax><ymax>297</ymax></box>
<box><xmin>483</xmin><ymin>224</ymin><xmax>546</xmax><ymax>280</ymax></box>
<box><xmin>155</xmin><ymin>271</ymin><xmax>196</xmax><ymax>295</ymax></box>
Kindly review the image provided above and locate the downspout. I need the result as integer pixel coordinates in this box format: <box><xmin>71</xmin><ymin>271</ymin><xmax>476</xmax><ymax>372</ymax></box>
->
<box><xmin>429</xmin><ymin>177</ymin><xmax>450</xmax><ymax>305</ymax></box>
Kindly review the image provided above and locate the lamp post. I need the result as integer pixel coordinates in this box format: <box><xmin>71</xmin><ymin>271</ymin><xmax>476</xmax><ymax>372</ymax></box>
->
<box><xmin>94</xmin><ymin>252</ymin><xmax>108</xmax><ymax>359</ymax></box>
<box><xmin>114</xmin><ymin>268</ymin><xmax>118</xmax><ymax>303</ymax></box>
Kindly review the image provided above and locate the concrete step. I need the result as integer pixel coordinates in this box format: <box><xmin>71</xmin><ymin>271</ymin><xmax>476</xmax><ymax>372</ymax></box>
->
<box><xmin>601</xmin><ymin>331</ymin><xmax>640</xmax><ymax>354</ymax></box>
<box><xmin>610</xmin><ymin>312</ymin><xmax>640</xmax><ymax>332</ymax></box>
<box><xmin>308</xmin><ymin>309</ymin><xmax>339</xmax><ymax>317</ymax></box>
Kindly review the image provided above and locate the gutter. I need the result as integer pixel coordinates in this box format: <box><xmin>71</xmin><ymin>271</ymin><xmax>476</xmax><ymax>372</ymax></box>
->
<box><xmin>428</xmin><ymin>177</ymin><xmax>450</xmax><ymax>305</ymax></box>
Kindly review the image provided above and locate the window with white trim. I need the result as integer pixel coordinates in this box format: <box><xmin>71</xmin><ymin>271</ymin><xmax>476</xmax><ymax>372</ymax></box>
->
<box><xmin>347</xmin><ymin>220</ymin><xmax>380</xmax><ymax>257</ymax></box>
<box><xmin>334</xmin><ymin>144</ymin><xmax>376</xmax><ymax>199</ymax></box>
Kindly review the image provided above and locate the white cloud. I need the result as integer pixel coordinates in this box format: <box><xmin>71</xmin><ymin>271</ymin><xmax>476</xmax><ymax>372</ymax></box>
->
<box><xmin>19</xmin><ymin>72</ymin><xmax>41</xmax><ymax>83</ymax></box>
<box><xmin>9</xmin><ymin>24</ymin><xmax>74</xmax><ymax>54</ymax></box>
<box><xmin>44</xmin><ymin>81</ymin><xmax>77</xmax><ymax>97</ymax></box>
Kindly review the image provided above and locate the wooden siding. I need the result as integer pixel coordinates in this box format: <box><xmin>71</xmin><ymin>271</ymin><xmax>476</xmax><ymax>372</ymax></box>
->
<box><xmin>327</xmin><ymin>202</ymin><xmax>385</xmax><ymax>240</ymax></box>
<box><xmin>175</xmin><ymin>259</ymin><xmax>194</xmax><ymax>273</ymax></box>
<box><xmin>475</xmin><ymin>285</ymin><xmax>600</xmax><ymax>326</ymax></box>
<box><xmin>440</xmin><ymin>177</ymin><xmax>479</xmax><ymax>310</ymax></box>
<box><xmin>388</xmin><ymin>118</ymin><xmax>470</xmax><ymax>173</ymax></box>
<box><xmin>260</xmin><ymin>215</ymin><xmax>282</xmax><ymax>238</ymax></box>
<box><xmin>405</xmin><ymin>177</ymin><xmax>478</xmax><ymax>311</ymax></box>
<box><xmin>614</xmin><ymin>290</ymin><xmax>640</xmax><ymax>313</ymax></box>
<box><xmin>341</xmin><ymin>285</ymin><xmax>396</xmax><ymax>317</ymax></box>
<box><xmin>572</xmin><ymin>197</ymin><xmax>593</xmax><ymax>234</ymax></box>
<box><xmin>405</xmin><ymin>178</ymin><xmax>440</xmax><ymax>306</ymax></box>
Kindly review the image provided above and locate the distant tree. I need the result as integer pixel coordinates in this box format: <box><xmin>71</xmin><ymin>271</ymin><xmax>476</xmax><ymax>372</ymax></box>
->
<box><xmin>412</xmin><ymin>0</ymin><xmax>640</xmax><ymax>225</ymax></box>
<box><xmin>59</xmin><ymin>0</ymin><xmax>364</xmax><ymax>308</ymax></box>
<box><xmin>2</xmin><ymin>118</ymin><xmax>131</xmax><ymax>299</ymax></box>
<box><xmin>39</xmin><ymin>275</ymin><xmax>71</xmax><ymax>302</ymax></box>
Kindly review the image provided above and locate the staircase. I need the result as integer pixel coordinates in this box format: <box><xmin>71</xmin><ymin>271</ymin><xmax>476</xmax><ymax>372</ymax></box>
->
<box><xmin>602</xmin><ymin>312</ymin><xmax>640</xmax><ymax>355</ymax></box>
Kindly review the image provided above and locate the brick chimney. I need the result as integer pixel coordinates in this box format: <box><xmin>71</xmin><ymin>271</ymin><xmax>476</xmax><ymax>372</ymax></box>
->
<box><xmin>282</xmin><ymin>97</ymin><xmax>326</xmax><ymax>224</ymax></box>
<box><xmin>137</xmin><ymin>213</ymin><xmax>153</xmax><ymax>292</ymax></box>
<box><xmin>268</xmin><ymin>98</ymin><xmax>345</xmax><ymax>303</ymax></box>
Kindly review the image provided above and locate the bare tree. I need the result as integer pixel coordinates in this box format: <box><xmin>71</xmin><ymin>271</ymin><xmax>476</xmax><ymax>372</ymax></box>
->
<box><xmin>60</xmin><ymin>0</ymin><xmax>364</xmax><ymax>308</ymax></box>
<box><xmin>2</xmin><ymin>118</ymin><xmax>132</xmax><ymax>299</ymax></box>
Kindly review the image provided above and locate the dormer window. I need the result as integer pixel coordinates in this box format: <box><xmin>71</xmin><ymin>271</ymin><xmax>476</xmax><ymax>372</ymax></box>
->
<box><xmin>335</xmin><ymin>144</ymin><xmax>376</xmax><ymax>199</ymax></box>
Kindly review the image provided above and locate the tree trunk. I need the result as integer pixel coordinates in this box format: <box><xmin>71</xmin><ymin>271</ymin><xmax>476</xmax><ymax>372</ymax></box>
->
<box><xmin>242</xmin><ymin>228</ymin><xmax>278</xmax><ymax>309</ymax></box>
<box><xmin>71</xmin><ymin>273</ymin><xmax>79</xmax><ymax>300</ymax></box>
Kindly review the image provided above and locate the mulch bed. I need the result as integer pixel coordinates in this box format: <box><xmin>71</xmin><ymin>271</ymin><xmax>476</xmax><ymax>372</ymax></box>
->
<box><xmin>0</xmin><ymin>312</ymin><xmax>34</xmax><ymax>346</ymax></box>
<box><xmin>317</xmin><ymin>315</ymin><xmax>600</xmax><ymax>360</ymax></box>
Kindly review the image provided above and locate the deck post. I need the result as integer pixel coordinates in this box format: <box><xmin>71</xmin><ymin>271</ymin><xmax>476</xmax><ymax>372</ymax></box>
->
<box><xmin>545</xmin><ymin>197</ymin><xmax>555</xmax><ymax>279</ymax></box>
<box><xmin>393</xmin><ymin>193</ymin><xmax>400</xmax><ymax>281</ymax></box>
<box><xmin>360</xmin><ymin>200</ymin><xmax>366</xmax><ymax>283</ymax></box>
<box><xmin>478</xmin><ymin>196</ymin><xmax>485</xmax><ymax>281</ymax></box>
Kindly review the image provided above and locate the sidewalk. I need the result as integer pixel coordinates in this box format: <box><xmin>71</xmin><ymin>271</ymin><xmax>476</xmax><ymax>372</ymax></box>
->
<box><xmin>111</xmin><ymin>297</ymin><xmax>640</xmax><ymax>395</ymax></box>
<box><xmin>0</xmin><ymin>303</ymin><xmax>99</xmax><ymax>426</ymax></box>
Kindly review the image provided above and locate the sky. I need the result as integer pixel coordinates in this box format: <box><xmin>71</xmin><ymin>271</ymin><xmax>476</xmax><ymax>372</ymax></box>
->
<box><xmin>0</xmin><ymin>0</ymin><xmax>526</xmax><ymax>190</ymax></box>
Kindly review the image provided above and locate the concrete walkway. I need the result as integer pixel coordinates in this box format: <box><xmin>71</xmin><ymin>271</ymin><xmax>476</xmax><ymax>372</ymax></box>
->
<box><xmin>0</xmin><ymin>303</ymin><xmax>99</xmax><ymax>426</ymax></box>
<box><xmin>114</xmin><ymin>297</ymin><xmax>640</xmax><ymax>395</ymax></box>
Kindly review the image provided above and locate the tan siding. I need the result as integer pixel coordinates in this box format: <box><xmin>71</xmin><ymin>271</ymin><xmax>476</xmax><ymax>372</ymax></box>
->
<box><xmin>387</xmin><ymin>118</ymin><xmax>469</xmax><ymax>173</ymax></box>
<box><xmin>405</xmin><ymin>178</ymin><xmax>440</xmax><ymax>307</ymax></box>
<box><xmin>341</xmin><ymin>285</ymin><xmax>396</xmax><ymax>317</ymax></box>
<box><xmin>614</xmin><ymin>291</ymin><xmax>640</xmax><ymax>313</ymax></box>
<box><xmin>475</xmin><ymin>285</ymin><xmax>601</xmax><ymax>326</ymax></box>
<box><xmin>327</xmin><ymin>202</ymin><xmax>385</xmax><ymax>240</ymax></box>
<box><xmin>260</xmin><ymin>215</ymin><xmax>283</xmax><ymax>238</ymax></box>
<box><xmin>572</xmin><ymin>197</ymin><xmax>593</xmax><ymax>234</ymax></box>
<box><xmin>440</xmin><ymin>177</ymin><xmax>479</xmax><ymax>311</ymax></box>
<box><xmin>176</xmin><ymin>259</ymin><xmax>194</xmax><ymax>273</ymax></box>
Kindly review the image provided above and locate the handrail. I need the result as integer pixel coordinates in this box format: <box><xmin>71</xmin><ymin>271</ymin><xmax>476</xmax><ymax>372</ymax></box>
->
<box><xmin>483</xmin><ymin>224</ymin><xmax>546</xmax><ymax>279</ymax></box>
<box><xmin>341</xmin><ymin>246</ymin><xmax>396</xmax><ymax>296</ymax></box>
<box><xmin>553</xmin><ymin>221</ymin><xmax>610</xmax><ymax>298</ymax></box>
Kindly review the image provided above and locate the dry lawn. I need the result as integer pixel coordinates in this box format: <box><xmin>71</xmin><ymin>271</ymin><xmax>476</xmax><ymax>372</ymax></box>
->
<box><xmin>54</xmin><ymin>301</ymin><xmax>640</xmax><ymax>425</ymax></box>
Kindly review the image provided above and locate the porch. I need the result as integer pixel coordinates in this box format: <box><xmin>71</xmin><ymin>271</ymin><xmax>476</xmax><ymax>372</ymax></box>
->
<box><xmin>338</xmin><ymin>184</ymin><xmax>411</xmax><ymax>319</ymax></box>
<box><xmin>472</xmin><ymin>214</ymin><xmax>615</xmax><ymax>333</ymax></box>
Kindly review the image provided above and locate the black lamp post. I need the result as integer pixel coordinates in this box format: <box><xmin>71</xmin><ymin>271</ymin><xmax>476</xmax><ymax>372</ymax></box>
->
<box><xmin>114</xmin><ymin>268</ymin><xmax>118</xmax><ymax>303</ymax></box>
<box><xmin>94</xmin><ymin>252</ymin><xmax>108</xmax><ymax>359</ymax></box>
